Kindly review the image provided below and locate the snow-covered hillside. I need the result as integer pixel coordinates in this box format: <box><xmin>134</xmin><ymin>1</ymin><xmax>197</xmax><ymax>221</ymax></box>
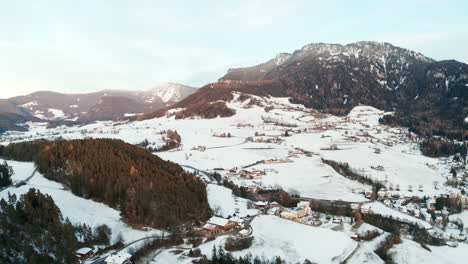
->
<box><xmin>1</xmin><ymin>92</ymin><xmax>466</xmax><ymax>263</ymax></box>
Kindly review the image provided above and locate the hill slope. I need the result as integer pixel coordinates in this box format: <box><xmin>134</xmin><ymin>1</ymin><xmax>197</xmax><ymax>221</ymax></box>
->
<box><xmin>1</xmin><ymin>139</ymin><xmax>211</xmax><ymax>228</ymax></box>
<box><xmin>145</xmin><ymin>41</ymin><xmax>468</xmax><ymax>139</ymax></box>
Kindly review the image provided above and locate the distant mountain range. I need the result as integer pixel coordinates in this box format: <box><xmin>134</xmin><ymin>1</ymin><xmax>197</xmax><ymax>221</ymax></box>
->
<box><xmin>2</xmin><ymin>41</ymin><xmax>467</xmax><ymax>139</ymax></box>
<box><xmin>142</xmin><ymin>41</ymin><xmax>467</xmax><ymax>139</ymax></box>
<box><xmin>0</xmin><ymin>83</ymin><xmax>197</xmax><ymax>129</ymax></box>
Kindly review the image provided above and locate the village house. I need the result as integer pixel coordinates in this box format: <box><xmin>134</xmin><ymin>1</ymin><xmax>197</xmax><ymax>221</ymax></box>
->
<box><xmin>270</xmin><ymin>201</ymin><xmax>280</xmax><ymax>207</ymax></box>
<box><xmin>460</xmin><ymin>196</ymin><xmax>468</xmax><ymax>210</ymax></box>
<box><xmin>203</xmin><ymin>216</ymin><xmax>237</xmax><ymax>235</ymax></box>
<box><xmin>280</xmin><ymin>201</ymin><xmax>311</xmax><ymax>220</ymax></box>
<box><xmin>229</xmin><ymin>216</ymin><xmax>245</xmax><ymax>228</ymax></box>
<box><xmin>105</xmin><ymin>252</ymin><xmax>132</xmax><ymax>264</ymax></box>
<box><xmin>377</xmin><ymin>189</ymin><xmax>390</xmax><ymax>199</ymax></box>
<box><xmin>267</xmin><ymin>206</ymin><xmax>281</xmax><ymax>215</ymax></box>
<box><xmin>350</xmin><ymin>203</ymin><xmax>360</xmax><ymax>211</ymax></box>
<box><xmin>426</xmin><ymin>197</ymin><xmax>437</xmax><ymax>210</ymax></box>
<box><xmin>76</xmin><ymin>247</ymin><xmax>93</xmax><ymax>260</ymax></box>
<box><xmin>254</xmin><ymin>201</ymin><xmax>269</xmax><ymax>209</ymax></box>
<box><xmin>361</xmin><ymin>207</ymin><xmax>371</xmax><ymax>214</ymax></box>
<box><xmin>238</xmin><ymin>229</ymin><xmax>250</xmax><ymax>237</ymax></box>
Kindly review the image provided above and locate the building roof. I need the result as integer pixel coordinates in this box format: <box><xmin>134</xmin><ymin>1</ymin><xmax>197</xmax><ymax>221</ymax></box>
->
<box><xmin>254</xmin><ymin>201</ymin><xmax>268</xmax><ymax>206</ymax></box>
<box><xmin>207</xmin><ymin>216</ymin><xmax>230</xmax><ymax>227</ymax></box>
<box><xmin>230</xmin><ymin>216</ymin><xmax>245</xmax><ymax>224</ymax></box>
<box><xmin>238</xmin><ymin>229</ymin><xmax>250</xmax><ymax>235</ymax></box>
<box><xmin>76</xmin><ymin>247</ymin><xmax>93</xmax><ymax>255</ymax></box>
<box><xmin>105</xmin><ymin>252</ymin><xmax>132</xmax><ymax>263</ymax></box>
<box><xmin>203</xmin><ymin>223</ymin><xmax>217</xmax><ymax>230</ymax></box>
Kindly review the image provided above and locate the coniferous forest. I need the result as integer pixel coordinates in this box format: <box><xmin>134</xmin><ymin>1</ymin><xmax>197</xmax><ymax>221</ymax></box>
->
<box><xmin>0</xmin><ymin>189</ymin><xmax>79</xmax><ymax>264</ymax></box>
<box><xmin>0</xmin><ymin>139</ymin><xmax>211</xmax><ymax>228</ymax></box>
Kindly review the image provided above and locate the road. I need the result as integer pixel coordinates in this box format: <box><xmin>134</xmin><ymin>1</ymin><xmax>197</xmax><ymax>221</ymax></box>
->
<box><xmin>181</xmin><ymin>165</ymin><xmax>217</xmax><ymax>182</ymax></box>
<box><xmin>89</xmin><ymin>234</ymin><xmax>172</xmax><ymax>264</ymax></box>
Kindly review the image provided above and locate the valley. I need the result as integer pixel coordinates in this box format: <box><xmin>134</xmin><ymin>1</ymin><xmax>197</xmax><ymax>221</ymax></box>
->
<box><xmin>1</xmin><ymin>91</ymin><xmax>466</xmax><ymax>264</ymax></box>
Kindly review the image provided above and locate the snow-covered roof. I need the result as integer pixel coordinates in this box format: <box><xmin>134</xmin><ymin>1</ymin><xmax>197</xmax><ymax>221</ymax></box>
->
<box><xmin>203</xmin><ymin>223</ymin><xmax>217</xmax><ymax>230</ymax></box>
<box><xmin>105</xmin><ymin>252</ymin><xmax>132</xmax><ymax>264</ymax></box>
<box><xmin>230</xmin><ymin>216</ymin><xmax>245</xmax><ymax>224</ymax></box>
<box><xmin>76</xmin><ymin>247</ymin><xmax>93</xmax><ymax>255</ymax></box>
<box><xmin>238</xmin><ymin>229</ymin><xmax>249</xmax><ymax>235</ymax></box>
<box><xmin>207</xmin><ymin>216</ymin><xmax>230</xmax><ymax>227</ymax></box>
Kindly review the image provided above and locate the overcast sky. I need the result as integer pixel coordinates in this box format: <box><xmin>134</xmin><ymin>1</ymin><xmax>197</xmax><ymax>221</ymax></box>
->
<box><xmin>1</xmin><ymin>0</ymin><xmax>467</xmax><ymax>98</ymax></box>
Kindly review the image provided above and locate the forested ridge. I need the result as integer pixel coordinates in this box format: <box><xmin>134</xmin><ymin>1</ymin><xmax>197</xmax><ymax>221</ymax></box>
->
<box><xmin>0</xmin><ymin>139</ymin><xmax>211</xmax><ymax>228</ymax></box>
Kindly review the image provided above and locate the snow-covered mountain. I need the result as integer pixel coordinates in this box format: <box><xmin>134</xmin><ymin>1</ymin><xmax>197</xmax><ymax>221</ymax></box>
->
<box><xmin>147</xmin><ymin>82</ymin><xmax>198</xmax><ymax>104</ymax></box>
<box><xmin>0</xmin><ymin>83</ymin><xmax>197</xmax><ymax>126</ymax></box>
<box><xmin>154</xmin><ymin>41</ymin><xmax>467</xmax><ymax>140</ymax></box>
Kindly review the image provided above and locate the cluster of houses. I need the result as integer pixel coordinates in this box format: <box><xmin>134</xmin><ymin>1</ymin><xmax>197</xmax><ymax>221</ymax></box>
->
<box><xmin>75</xmin><ymin>248</ymin><xmax>132</xmax><ymax>264</ymax></box>
<box><xmin>259</xmin><ymin>200</ymin><xmax>353</xmax><ymax>230</ymax></box>
<box><xmin>248</xmin><ymin>136</ymin><xmax>284</xmax><ymax>144</ymax></box>
<box><xmin>227</xmin><ymin>168</ymin><xmax>266</xmax><ymax>179</ymax></box>
<box><xmin>359</xmin><ymin>191</ymin><xmax>468</xmax><ymax>243</ymax></box>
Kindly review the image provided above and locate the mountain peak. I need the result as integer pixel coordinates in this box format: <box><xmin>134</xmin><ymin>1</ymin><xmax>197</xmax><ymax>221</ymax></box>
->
<box><xmin>150</xmin><ymin>83</ymin><xmax>198</xmax><ymax>103</ymax></box>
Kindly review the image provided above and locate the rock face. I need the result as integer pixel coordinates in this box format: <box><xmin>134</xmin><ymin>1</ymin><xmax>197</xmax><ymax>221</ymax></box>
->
<box><xmin>163</xmin><ymin>41</ymin><xmax>467</xmax><ymax>139</ymax></box>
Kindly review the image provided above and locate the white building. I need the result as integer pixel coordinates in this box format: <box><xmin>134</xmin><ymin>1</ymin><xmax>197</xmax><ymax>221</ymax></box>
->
<box><xmin>105</xmin><ymin>252</ymin><xmax>132</xmax><ymax>264</ymax></box>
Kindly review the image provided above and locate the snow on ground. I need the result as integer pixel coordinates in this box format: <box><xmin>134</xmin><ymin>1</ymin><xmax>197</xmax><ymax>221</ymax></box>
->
<box><xmin>0</xmin><ymin>94</ymin><xmax>457</xmax><ymax>203</ymax></box>
<box><xmin>207</xmin><ymin>184</ymin><xmax>259</xmax><ymax>218</ymax></box>
<box><xmin>238</xmin><ymin>156</ymin><xmax>369</xmax><ymax>202</ymax></box>
<box><xmin>449</xmin><ymin>212</ymin><xmax>468</xmax><ymax>230</ymax></box>
<box><xmin>347</xmin><ymin>232</ymin><xmax>389</xmax><ymax>264</ymax></box>
<box><xmin>0</xmin><ymin>159</ymin><xmax>36</xmax><ymax>182</ymax></box>
<box><xmin>361</xmin><ymin>202</ymin><xmax>432</xmax><ymax>229</ymax></box>
<box><xmin>1</xmin><ymin>94</ymin><xmax>464</xmax><ymax>262</ymax></box>
<box><xmin>152</xmin><ymin>215</ymin><xmax>357</xmax><ymax>264</ymax></box>
<box><xmin>390</xmin><ymin>239</ymin><xmax>468</xmax><ymax>264</ymax></box>
<box><xmin>0</xmin><ymin>161</ymin><xmax>160</xmax><ymax>244</ymax></box>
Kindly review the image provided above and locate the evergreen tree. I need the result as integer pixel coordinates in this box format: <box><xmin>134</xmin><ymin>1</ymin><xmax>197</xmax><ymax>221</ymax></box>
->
<box><xmin>0</xmin><ymin>161</ymin><xmax>13</xmax><ymax>187</ymax></box>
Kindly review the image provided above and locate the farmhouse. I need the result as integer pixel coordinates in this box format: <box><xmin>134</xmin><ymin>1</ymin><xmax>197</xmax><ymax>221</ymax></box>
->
<box><xmin>203</xmin><ymin>216</ymin><xmax>237</xmax><ymax>235</ymax></box>
<box><xmin>105</xmin><ymin>252</ymin><xmax>132</xmax><ymax>264</ymax></box>
<box><xmin>280</xmin><ymin>201</ymin><xmax>311</xmax><ymax>220</ymax></box>
<box><xmin>426</xmin><ymin>197</ymin><xmax>437</xmax><ymax>210</ymax></box>
<box><xmin>267</xmin><ymin>207</ymin><xmax>281</xmax><ymax>215</ymax></box>
<box><xmin>254</xmin><ymin>201</ymin><xmax>269</xmax><ymax>208</ymax></box>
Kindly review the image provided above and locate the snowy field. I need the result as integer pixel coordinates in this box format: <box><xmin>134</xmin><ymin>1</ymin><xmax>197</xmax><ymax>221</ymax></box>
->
<box><xmin>361</xmin><ymin>202</ymin><xmax>432</xmax><ymax>229</ymax></box>
<box><xmin>1</xmin><ymin>96</ymin><xmax>456</xmax><ymax>202</ymax></box>
<box><xmin>152</xmin><ymin>215</ymin><xmax>357</xmax><ymax>264</ymax></box>
<box><xmin>1</xmin><ymin>93</ymin><xmax>465</xmax><ymax>263</ymax></box>
<box><xmin>390</xmin><ymin>239</ymin><xmax>468</xmax><ymax>264</ymax></box>
<box><xmin>207</xmin><ymin>184</ymin><xmax>259</xmax><ymax>218</ymax></box>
